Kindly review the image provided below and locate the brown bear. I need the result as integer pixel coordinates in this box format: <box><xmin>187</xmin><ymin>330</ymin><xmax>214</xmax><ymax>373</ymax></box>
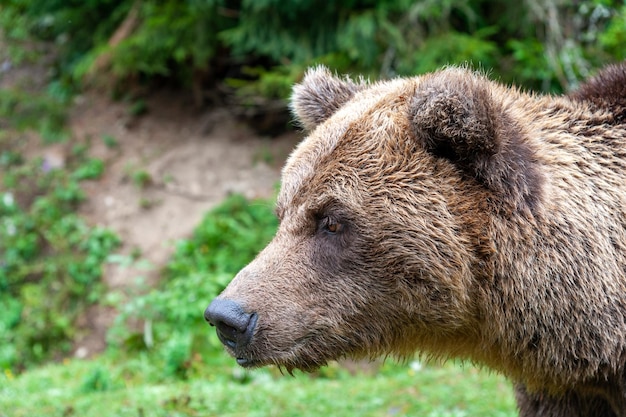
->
<box><xmin>205</xmin><ymin>62</ymin><xmax>626</xmax><ymax>416</ymax></box>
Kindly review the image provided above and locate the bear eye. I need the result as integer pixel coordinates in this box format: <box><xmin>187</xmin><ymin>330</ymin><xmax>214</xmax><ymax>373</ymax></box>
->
<box><xmin>322</xmin><ymin>217</ymin><xmax>344</xmax><ymax>234</ymax></box>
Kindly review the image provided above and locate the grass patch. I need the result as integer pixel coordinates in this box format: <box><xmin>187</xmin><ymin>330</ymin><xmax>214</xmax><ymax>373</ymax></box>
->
<box><xmin>0</xmin><ymin>355</ymin><xmax>516</xmax><ymax>417</ymax></box>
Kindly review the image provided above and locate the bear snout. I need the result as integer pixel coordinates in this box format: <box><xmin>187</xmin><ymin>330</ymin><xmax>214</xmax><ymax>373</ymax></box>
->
<box><xmin>204</xmin><ymin>298</ymin><xmax>258</xmax><ymax>361</ymax></box>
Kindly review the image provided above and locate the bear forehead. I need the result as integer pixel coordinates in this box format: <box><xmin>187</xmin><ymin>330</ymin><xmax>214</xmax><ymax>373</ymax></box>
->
<box><xmin>279</xmin><ymin>78</ymin><xmax>416</xmax><ymax>212</ymax></box>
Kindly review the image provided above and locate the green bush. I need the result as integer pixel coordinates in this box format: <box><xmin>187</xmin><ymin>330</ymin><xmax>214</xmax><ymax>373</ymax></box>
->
<box><xmin>2</xmin><ymin>0</ymin><xmax>624</xmax><ymax>103</ymax></box>
<box><xmin>0</xmin><ymin>143</ymin><xmax>120</xmax><ymax>371</ymax></box>
<box><xmin>0</xmin><ymin>89</ymin><xmax>69</xmax><ymax>142</ymax></box>
<box><xmin>600</xmin><ymin>4</ymin><xmax>626</xmax><ymax>61</ymax></box>
<box><xmin>166</xmin><ymin>194</ymin><xmax>278</xmax><ymax>280</ymax></box>
<box><xmin>110</xmin><ymin>194</ymin><xmax>278</xmax><ymax>379</ymax></box>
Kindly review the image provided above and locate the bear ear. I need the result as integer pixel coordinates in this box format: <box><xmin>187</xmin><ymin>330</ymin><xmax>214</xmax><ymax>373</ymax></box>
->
<box><xmin>411</xmin><ymin>68</ymin><xmax>501</xmax><ymax>164</ymax></box>
<box><xmin>410</xmin><ymin>68</ymin><xmax>542</xmax><ymax>212</ymax></box>
<box><xmin>291</xmin><ymin>66</ymin><xmax>363</xmax><ymax>131</ymax></box>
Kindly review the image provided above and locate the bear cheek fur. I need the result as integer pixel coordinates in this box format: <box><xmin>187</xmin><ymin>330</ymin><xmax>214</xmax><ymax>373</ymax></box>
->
<box><xmin>320</xmin><ymin>116</ymin><xmax>493</xmax><ymax>357</ymax></box>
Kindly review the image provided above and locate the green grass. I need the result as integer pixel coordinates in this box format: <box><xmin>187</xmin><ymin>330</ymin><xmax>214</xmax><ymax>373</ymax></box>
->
<box><xmin>0</xmin><ymin>354</ymin><xmax>516</xmax><ymax>417</ymax></box>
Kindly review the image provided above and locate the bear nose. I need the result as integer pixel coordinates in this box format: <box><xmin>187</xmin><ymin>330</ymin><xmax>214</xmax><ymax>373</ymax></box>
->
<box><xmin>204</xmin><ymin>299</ymin><xmax>257</xmax><ymax>350</ymax></box>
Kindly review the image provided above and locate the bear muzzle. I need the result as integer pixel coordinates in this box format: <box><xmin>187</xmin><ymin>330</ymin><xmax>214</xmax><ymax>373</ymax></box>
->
<box><xmin>204</xmin><ymin>298</ymin><xmax>258</xmax><ymax>366</ymax></box>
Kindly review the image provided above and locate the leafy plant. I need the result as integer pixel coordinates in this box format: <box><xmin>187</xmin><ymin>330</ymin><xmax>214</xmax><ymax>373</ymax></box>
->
<box><xmin>2</xmin><ymin>0</ymin><xmax>623</xmax><ymax>112</ymax></box>
<box><xmin>0</xmin><ymin>88</ymin><xmax>69</xmax><ymax>143</ymax></box>
<box><xmin>101</xmin><ymin>134</ymin><xmax>118</xmax><ymax>149</ymax></box>
<box><xmin>130</xmin><ymin>169</ymin><xmax>152</xmax><ymax>189</ymax></box>
<box><xmin>80</xmin><ymin>365</ymin><xmax>113</xmax><ymax>393</ymax></box>
<box><xmin>166</xmin><ymin>194</ymin><xmax>278</xmax><ymax>279</ymax></box>
<box><xmin>0</xmin><ymin>145</ymin><xmax>120</xmax><ymax>371</ymax></box>
<box><xmin>600</xmin><ymin>4</ymin><xmax>626</xmax><ymax>61</ymax></box>
<box><xmin>71</xmin><ymin>157</ymin><xmax>105</xmax><ymax>180</ymax></box>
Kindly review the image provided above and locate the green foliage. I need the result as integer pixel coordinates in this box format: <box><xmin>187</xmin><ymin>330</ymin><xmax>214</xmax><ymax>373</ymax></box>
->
<box><xmin>0</xmin><ymin>141</ymin><xmax>120</xmax><ymax>371</ymax></box>
<box><xmin>399</xmin><ymin>29</ymin><xmax>499</xmax><ymax>76</ymax></box>
<box><xmin>101</xmin><ymin>134</ymin><xmax>118</xmax><ymax>149</ymax></box>
<box><xmin>166</xmin><ymin>194</ymin><xmax>278</xmax><ymax>279</ymax></box>
<box><xmin>110</xmin><ymin>194</ymin><xmax>278</xmax><ymax>380</ymax></box>
<box><xmin>71</xmin><ymin>157</ymin><xmax>105</xmax><ymax>180</ymax></box>
<box><xmin>130</xmin><ymin>169</ymin><xmax>151</xmax><ymax>189</ymax></box>
<box><xmin>105</xmin><ymin>1</ymin><xmax>228</xmax><ymax>79</ymax></box>
<box><xmin>79</xmin><ymin>365</ymin><xmax>113</xmax><ymax>393</ymax></box>
<box><xmin>2</xmin><ymin>0</ymin><xmax>624</xmax><ymax>105</ymax></box>
<box><xmin>227</xmin><ymin>66</ymin><xmax>302</xmax><ymax>102</ymax></box>
<box><xmin>600</xmin><ymin>4</ymin><xmax>626</xmax><ymax>60</ymax></box>
<box><xmin>0</xmin><ymin>88</ymin><xmax>69</xmax><ymax>142</ymax></box>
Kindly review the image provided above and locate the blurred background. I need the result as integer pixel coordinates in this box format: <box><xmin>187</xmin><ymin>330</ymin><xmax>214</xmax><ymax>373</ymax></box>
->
<box><xmin>1</xmin><ymin>1</ymin><xmax>624</xmax><ymax>416</ymax></box>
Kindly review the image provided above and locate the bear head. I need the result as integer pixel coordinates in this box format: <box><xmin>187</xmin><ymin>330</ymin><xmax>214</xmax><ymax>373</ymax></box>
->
<box><xmin>205</xmin><ymin>66</ymin><xmax>543</xmax><ymax>373</ymax></box>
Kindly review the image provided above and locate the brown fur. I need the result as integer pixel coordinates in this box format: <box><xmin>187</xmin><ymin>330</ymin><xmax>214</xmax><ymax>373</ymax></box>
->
<box><xmin>209</xmin><ymin>62</ymin><xmax>626</xmax><ymax>416</ymax></box>
<box><xmin>569</xmin><ymin>63</ymin><xmax>626</xmax><ymax>124</ymax></box>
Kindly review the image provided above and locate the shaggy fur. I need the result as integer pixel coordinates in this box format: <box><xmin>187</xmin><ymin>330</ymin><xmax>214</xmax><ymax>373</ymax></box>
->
<box><xmin>569</xmin><ymin>62</ymin><xmax>626</xmax><ymax>124</ymax></box>
<box><xmin>209</xmin><ymin>62</ymin><xmax>626</xmax><ymax>416</ymax></box>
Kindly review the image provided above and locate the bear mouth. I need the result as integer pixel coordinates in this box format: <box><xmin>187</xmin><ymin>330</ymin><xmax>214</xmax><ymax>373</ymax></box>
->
<box><xmin>235</xmin><ymin>357</ymin><xmax>261</xmax><ymax>368</ymax></box>
<box><xmin>224</xmin><ymin>331</ymin><xmax>338</xmax><ymax>372</ymax></box>
<box><xmin>231</xmin><ymin>348</ymin><xmax>328</xmax><ymax>373</ymax></box>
